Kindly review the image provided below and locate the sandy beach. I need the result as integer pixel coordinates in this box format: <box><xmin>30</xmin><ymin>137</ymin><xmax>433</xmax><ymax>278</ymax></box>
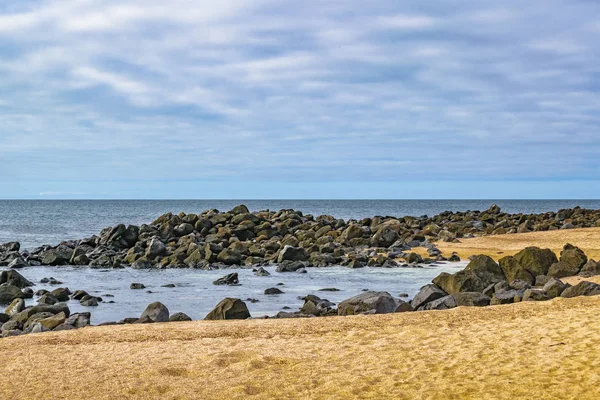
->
<box><xmin>1</xmin><ymin>294</ymin><xmax>599</xmax><ymax>399</ymax></box>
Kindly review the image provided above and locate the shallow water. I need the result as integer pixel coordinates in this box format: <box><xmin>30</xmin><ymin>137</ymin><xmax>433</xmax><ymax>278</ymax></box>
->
<box><xmin>7</xmin><ymin>262</ymin><xmax>468</xmax><ymax>324</ymax></box>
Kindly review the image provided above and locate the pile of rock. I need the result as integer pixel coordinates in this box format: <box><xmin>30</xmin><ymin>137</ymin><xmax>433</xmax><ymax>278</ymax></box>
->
<box><xmin>409</xmin><ymin>243</ymin><xmax>600</xmax><ymax>311</ymax></box>
<box><xmin>3</xmin><ymin>204</ymin><xmax>599</xmax><ymax>271</ymax></box>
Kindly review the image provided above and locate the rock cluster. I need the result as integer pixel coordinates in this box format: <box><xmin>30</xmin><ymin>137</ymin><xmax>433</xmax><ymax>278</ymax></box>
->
<box><xmin>410</xmin><ymin>243</ymin><xmax>600</xmax><ymax>311</ymax></box>
<box><xmin>3</xmin><ymin>205</ymin><xmax>599</xmax><ymax>271</ymax></box>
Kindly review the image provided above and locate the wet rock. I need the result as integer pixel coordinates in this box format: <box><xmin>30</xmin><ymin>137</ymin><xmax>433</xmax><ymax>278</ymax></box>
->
<box><xmin>50</xmin><ymin>288</ymin><xmax>71</xmax><ymax>302</ymax></box>
<box><xmin>71</xmin><ymin>290</ymin><xmax>89</xmax><ymax>300</ymax></box>
<box><xmin>432</xmin><ymin>270</ymin><xmax>487</xmax><ymax>295</ymax></box>
<box><xmin>161</xmin><ymin>284</ymin><xmax>176</xmax><ymax>288</ymax></box>
<box><xmin>213</xmin><ymin>272</ymin><xmax>239</xmax><ymax>286</ymax></box>
<box><xmin>21</xmin><ymin>288</ymin><xmax>34</xmax><ymax>299</ymax></box>
<box><xmin>0</xmin><ymin>270</ymin><xmax>33</xmax><ymax>288</ymax></box>
<box><xmin>41</xmin><ymin>249</ymin><xmax>73</xmax><ymax>266</ymax></box>
<box><xmin>140</xmin><ymin>302</ymin><xmax>170</xmax><ymax>323</ymax></box>
<box><xmin>145</xmin><ymin>238</ymin><xmax>167</xmax><ymax>259</ymax></box>
<box><xmin>80</xmin><ymin>295</ymin><xmax>100</xmax><ymax>307</ymax></box>
<box><xmin>451</xmin><ymin>292</ymin><xmax>491</xmax><ymax>307</ymax></box>
<box><xmin>205</xmin><ymin>298</ymin><xmax>250</xmax><ymax>320</ymax></box>
<box><xmin>0</xmin><ymin>242</ymin><xmax>20</xmax><ymax>253</ymax></box>
<box><xmin>338</xmin><ymin>291</ymin><xmax>397</xmax><ymax>316</ymax></box>
<box><xmin>276</xmin><ymin>260</ymin><xmax>308</xmax><ymax>273</ymax></box>
<box><xmin>130</xmin><ymin>283</ymin><xmax>146</xmax><ymax>290</ymax></box>
<box><xmin>318</xmin><ymin>288</ymin><xmax>340</xmax><ymax>292</ymax></box>
<box><xmin>264</xmin><ymin>287</ymin><xmax>284</xmax><ymax>295</ymax></box>
<box><xmin>0</xmin><ymin>285</ymin><xmax>25</xmax><ymax>304</ymax></box>
<box><xmin>253</xmin><ymin>267</ymin><xmax>271</xmax><ymax>276</ymax></box>
<box><xmin>300</xmin><ymin>295</ymin><xmax>336</xmax><ymax>316</ymax></box>
<box><xmin>7</xmin><ymin>257</ymin><xmax>29</xmax><ymax>269</ymax></box>
<box><xmin>38</xmin><ymin>294</ymin><xmax>59</xmax><ymax>305</ymax></box>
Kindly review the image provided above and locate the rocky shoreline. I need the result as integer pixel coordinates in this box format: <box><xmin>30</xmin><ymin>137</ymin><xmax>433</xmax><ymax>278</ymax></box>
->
<box><xmin>1</xmin><ymin>204</ymin><xmax>600</xmax><ymax>337</ymax></box>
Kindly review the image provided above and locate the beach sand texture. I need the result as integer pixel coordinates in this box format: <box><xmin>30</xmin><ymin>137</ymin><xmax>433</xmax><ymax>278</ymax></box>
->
<box><xmin>415</xmin><ymin>227</ymin><xmax>600</xmax><ymax>261</ymax></box>
<box><xmin>1</xmin><ymin>295</ymin><xmax>600</xmax><ymax>399</ymax></box>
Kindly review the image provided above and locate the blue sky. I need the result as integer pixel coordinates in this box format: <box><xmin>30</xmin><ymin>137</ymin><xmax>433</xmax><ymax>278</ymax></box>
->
<box><xmin>1</xmin><ymin>0</ymin><xmax>599</xmax><ymax>199</ymax></box>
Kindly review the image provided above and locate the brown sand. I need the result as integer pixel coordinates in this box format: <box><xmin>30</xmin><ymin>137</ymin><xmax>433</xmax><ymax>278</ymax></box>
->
<box><xmin>2</xmin><ymin>296</ymin><xmax>600</xmax><ymax>400</ymax></box>
<box><xmin>414</xmin><ymin>227</ymin><xmax>600</xmax><ymax>261</ymax></box>
<box><xmin>3</xmin><ymin>228</ymin><xmax>600</xmax><ymax>399</ymax></box>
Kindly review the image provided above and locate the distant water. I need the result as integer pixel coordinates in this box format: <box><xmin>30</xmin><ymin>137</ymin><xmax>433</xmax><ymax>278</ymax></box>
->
<box><xmin>1</xmin><ymin>200</ymin><xmax>600</xmax><ymax>249</ymax></box>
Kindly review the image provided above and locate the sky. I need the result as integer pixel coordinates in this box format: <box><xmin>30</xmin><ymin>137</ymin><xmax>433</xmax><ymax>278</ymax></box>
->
<box><xmin>1</xmin><ymin>0</ymin><xmax>599</xmax><ymax>199</ymax></box>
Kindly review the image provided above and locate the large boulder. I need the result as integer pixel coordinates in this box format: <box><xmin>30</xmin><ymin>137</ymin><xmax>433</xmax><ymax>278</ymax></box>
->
<box><xmin>38</xmin><ymin>312</ymin><xmax>67</xmax><ymax>330</ymax></box>
<box><xmin>41</xmin><ymin>249</ymin><xmax>73</xmax><ymax>266</ymax></box>
<box><xmin>420</xmin><ymin>295</ymin><xmax>456</xmax><ymax>310</ymax></box>
<box><xmin>50</xmin><ymin>288</ymin><xmax>71</xmax><ymax>302</ymax></box>
<box><xmin>205</xmin><ymin>298</ymin><xmax>250</xmax><ymax>320</ymax></box>
<box><xmin>451</xmin><ymin>292</ymin><xmax>491</xmax><ymax>307</ymax></box>
<box><xmin>371</xmin><ymin>225</ymin><xmax>399</xmax><ymax>248</ymax></box>
<box><xmin>513</xmin><ymin>247</ymin><xmax>558</xmax><ymax>277</ymax></box>
<box><xmin>230</xmin><ymin>204</ymin><xmax>250</xmax><ymax>215</ymax></box>
<box><xmin>140</xmin><ymin>302</ymin><xmax>170</xmax><ymax>323</ymax></box>
<box><xmin>277</xmin><ymin>246</ymin><xmax>309</xmax><ymax>263</ymax></box>
<box><xmin>580</xmin><ymin>259</ymin><xmax>600</xmax><ymax>277</ymax></box>
<box><xmin>490</xmin><ymin>289</ymin><xmax>523</xmax><ymax>305</ymax></box>
<box><xmin>338</xmin><ymin>291</ymin><xmax>397</xmax><ymax>316</ymax></box>
<box><xmin>216</xmin><ymin>249</ymin><xmax>242</xmax><ymax>265</ymax></box>
<box><xmin>4</xmin><ymin>298</ymin><xmax>25</xmax><ymax>316</ymax></box>
<box><xmin>547</xmin><ymin>261</ymin><xmax>580</xmax><ymax>279</ymax></box>
<box><xmin>0</xmin><ymin>285</ymin><xmax>25</xmax><ymax>304</ymax></box>
<box><xmin>173</xmin><ymin>223</ymin><xmax>194</xmax><ymax>237</ymax></box>
<box><xmin>169</xmin><ymin>312</ymin><xmax>192</xmax><ymax>322</ymax></box>
<box><xmin>145</xmin><ymin>238</ymin><xmax>167</xmax><ymax>259</ymax></box>
<box><xmin>561</xmin><ymin>281</ymin><xmax>600</xmax><ymax>298</ymax></box>
<box><xmin>465</xmin><ymin>255</ymin><xmax>505</xmax><ymax>283</ymax></box>
<box><xmin>212</xmin><ymin>273</ymin><xmax>239</xmax><ymax>286</ymax></box>
<box><xmin>410</xmin><ymin>284</ymin><xmax>448</xmax><ymax>309</ymax></box>
<box><xmin>0</xmin><ymin>270</ymin><xmax>33</xmax><ymax>288</ymax></box>
<box><xmin>432</xmin><ymin>270</ymin><xmax>488</xmax><ymax>295</ymax></box>
<box><xmin>498</xmin><ymin>256</ymin><xmax>534</xmax><ymax>285</ymax></box>
<box><xmin>559</xmin><ymin>244</ymin><xmax>587</xmax><ymax>272</ymax></box>
<box><xmin>0</xmin><ymin>242</ymin><xmax>20</xmax><ymax>253</ymax></box>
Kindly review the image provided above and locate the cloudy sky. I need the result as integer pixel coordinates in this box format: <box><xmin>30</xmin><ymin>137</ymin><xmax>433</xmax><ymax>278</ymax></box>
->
<box><xmin>1</xmin><ymin>0</ymin><xmax>599</xmax><ymax>199</ymax></box>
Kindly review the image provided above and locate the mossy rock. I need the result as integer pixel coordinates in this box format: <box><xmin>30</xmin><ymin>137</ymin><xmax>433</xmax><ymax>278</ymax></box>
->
<box><xmin>513</xmin><ymin>247</ymin><xmax>557</xmax><ymax>276</ymax></box>
<box><xmin>498</xmin><ymin>256</ymin><xmax>534</xmax><ymax>285</ymax></box>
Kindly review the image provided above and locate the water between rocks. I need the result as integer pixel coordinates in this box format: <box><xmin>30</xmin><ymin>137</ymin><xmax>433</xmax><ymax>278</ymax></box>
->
<box><xmin>8</xmin><ymin>262</ymin><xmax>468</xmax><ymax>324</ymax></box>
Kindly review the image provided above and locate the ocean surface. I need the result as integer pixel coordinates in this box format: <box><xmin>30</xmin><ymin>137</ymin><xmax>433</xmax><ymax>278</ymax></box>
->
<box><xmin>2</xmin><ymin>199</ymin><xmax>600</xmax><ymax>249</ymax></box>
<box><xmin>1</xmin><ymin>199</ymin><xmax>599</xmax><ymax>323</ymax></box>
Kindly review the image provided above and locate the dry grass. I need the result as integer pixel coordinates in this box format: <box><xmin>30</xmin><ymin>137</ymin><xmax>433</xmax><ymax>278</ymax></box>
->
<box><xmin>2</xmin><ymin>296</ymin><xmax>600</xmax><ymax>399</ymax></box>
<box><xmin>414</xmin><ymin>227</ymin><xmax>600</xmax><ymax>261</ymax></box>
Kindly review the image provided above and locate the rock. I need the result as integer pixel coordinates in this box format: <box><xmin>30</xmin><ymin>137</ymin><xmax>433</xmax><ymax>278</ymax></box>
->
<box><xmin>543</xmin><ymin>278</ymin><xmax>568</xmax><ymax>298</ymax></box>
<box><xmin>140</xmin><ymin>302</ymin><xmax>170</xmax><ymax>323</ymax></box>
<box><xmin>432</xmin><ymin>270</ymin><xmax>487</xmax><ymax>295</ymax></box>
<box><xmin>579</xmin><ymin>259</ymin><xmax>600</xmax><ymax>277</ymax></box>
<box><xmin>490</xmin><ymin>290</ymin><xmax>523</xmax><ymax>305</ymax></box>
<box><xmin>318</xmin><ymin>288</ymin><xmax>340</xmax><ymax>292</ymax></box>
<box><xmin>4</xmin><ymin>298</ymin><xmax>25</xmax><ymax>316</ymax></box>
<box><xmin>64</xmin><ymin>312</ymin><xmax>91</xmax><ymax>328</ymax></box>
<box><xmin>394</xmin><ymin>300</ymin><xmax>413</xmax><ymax>312</ymax></box>
<box><xmin>50</xmin><ymin>288</ymin><xmax>71</xmax><ymax>302</ymax></box>
<box><xmin>38</xmin><ymin>294</ymin><xmax>59</xmax><ymax>305</ymax></box>
<box><xmin>0</xmin><ymin>285</ymin><xmax>25</xmax><ymax>304</ymax></box>
<box><xmin>561</xmin><ymin>281</ymin><xmax>600</xmax><ymax>298</ymax></box>
<box><xmin>173</xmin><ymin>223</ymin><xmax>194</xmax><ymax>237</ymax></box>
<box><xmin>0</xmin><ymin>313</ymin><xmax>9</xmax><ymax>324</ymax></box>
<box><xmin>522</xmin><ymin>289</ymin><xmax>549</xmax><ymax>302</ymax></box>
<box><xmin>264</xmin><ymin>287</ymin><xmax>284</xmax><ymax>295</ymax></box>
<box><xmin>169</xmin><ymin>312</ymin><xmax>192</xmax><ymax>322</ymax></box>
<box><xmin>420</xmin><ymin>295</ymin><xmax>456</xmax><ymax>310</ymax></box>
<box><xmin>216</xmin><ymin>248</ymin><xmax>242</xmax><ymax>265</ymax></box>
<box><xmin>498</xmin><ymin>256</ymin><xmax>534</xmax><ymax>285</ymax></box>
<box><xmin>535</xmin><ymin>275</ymin><xmax>551</xmax><ymax>287</ymax></box>
<box><xmin>513</xmin><ymin>247</ymin><xmax>558</xmax><ymax>277</ymax></box>
<box><xmin>39</xmin><ymin>312</ymin><xmax>67</xmax><ymax>330</ymax></box>
<box><xmin>299</xmin><ymin>295</ymin><xmax>336</xmax><ymax>316</ymax></box>
<box><xmin>548</xmin><ymin>261</ymin><xmax>580</xmax><ymax>279</ymax></box>
<box><xmin>230</xmin><ymin>204</ymin><xmax>250</xmax><ymax>215</ymax></box>
<box><xmin>465</xmin><ymin>255</ymin><xmax>505</xmax><ymax>283</ymax></box>
<box><xmin>0</xmin><ymin>270</ymin><xmax>33</xmax><ymax>288</ymax></box>
<box><xmin>338</xmin><ymin>291</ymin><xmax>397</xmax><ymax>316</ymax></box>
<box><xmin>21</xmin><ymin>288</ymin><xmax>33</xmax><ymax>299</ymax></box>
<box><xmin>146</xmin><ymin>238</ymin><xmax>167</xmax><ymax>259</ymax></box>
<box><xmin>410</xmin><ymin>284</ymin><xmax>448</xmax><ymax>309</ymax></box>
<box><xmin>559</xmin><ymin>244</ymin><xmax>587</xmax><ymax>271</ymax></box>
<box><xmin>205</xmin><ymin>298</ymin><xmax>250</xmax><ymax>320</ymax></box>
<box><xmin>41</xmin><ymin>249</ymin><xmax>72</xmax><ymax>266</ymax></box>
<box><xmin>348</xmin><ymin>260</ymin><xmax>365</xmax><ymax>269</ymax></box>
<box><xmin>71</xmin><ymin>290</ymin><xmax>90</xmax><ymax>300</ymax></box>
<box><xmin>0</xmin><ymin>242</ymin><xmax>20</xmax><ymax>253</ymax></box>
<box><xmin>448</xmin><ymin>254</ymin><xmax>461</xmax><ymax>262</ymax></box>
<box><xmin>451</xmin><ymin>292</ymin><xmax>491</xmax><ymax>307</ymax></box>
<box><xmin>253</xmin><ymin>267</ymin><xmax>270</xmax><ymax>276</ymax></box>
<box><xmin>130</xmin><ymin>283</ymin><xmax>146</xmax><ymax>289</ymax></box>
<box><xmin>276</xmin><ymin>260</ymin><xmax>307</xmax><ymax>273</ymax></box>
<box><xmin>277</xmin><ymin>246</ymin><xmax>309</xmax><ymax>263</ymax></box>
<box><xmin>371</xmin><ymin>225</ymin><xmax>399</xmax><ymax>247</ymax></box>
<box><xmin>161</xmin><ymin>284</ymin><xmax>176</xmax><ymax>288</ymax></box>
<box><xmin>7</xmin><ymin>257</ymin><xmax>29</xmax><ymax>269</ymax></box>
<box><xmin>80</xmin><ymin>295</ymin><xmax>99</xmax><ymax>307</ymax></box>
<box><xmin>213</xmin><ymin>273</ymin><xmax>239</xmax><ymax>286</ymax></box>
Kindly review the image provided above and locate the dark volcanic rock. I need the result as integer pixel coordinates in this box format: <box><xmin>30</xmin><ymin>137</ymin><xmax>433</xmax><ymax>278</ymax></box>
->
<box><xmin>410</xmin><ymin>284</ymin><xmax>448</xmax><ymax>309</ymax></box>
<box><xmin>513</xmin><ymin>247</ymin><xmax>558</xmax><ymax>277</ymax></box>
<box><xmin>0</xmin><ymin>270</ymin><xmax>33</xmax><ymax>288</ymax></box>
<box><xmin>338</xmin><ymin>291</ymin><xmax>397</xmax><ymax>316</ymax></box>
<box><xmin>140</xmin><ymin>302</ymin><xmax>170</xmax><ymax>323</ymax></box>
<box><xmin>205</xmin><ymin>298</ymin><xmax>250</xmax><ymax>320</ymax></box>
<box><xmin>561</xmin><ymin>281</ymin><xmax>600</xmax><ymax>298</ymax></box>
<box><xmin>213</xmin><ymin>273</ymin><xmax>239</xmax><ymax>286</ymax></box>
